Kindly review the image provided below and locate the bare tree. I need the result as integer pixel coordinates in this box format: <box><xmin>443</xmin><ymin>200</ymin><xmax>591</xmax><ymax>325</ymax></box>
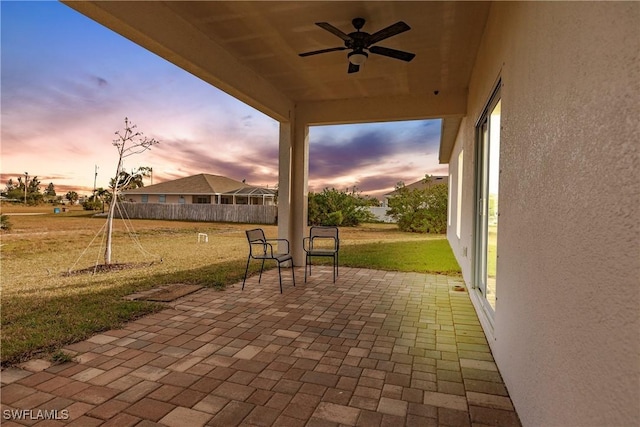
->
<box><xmin>105</xmin><ymin>118</ymin><xmax>159</xmax><ymax>265</ymax></box>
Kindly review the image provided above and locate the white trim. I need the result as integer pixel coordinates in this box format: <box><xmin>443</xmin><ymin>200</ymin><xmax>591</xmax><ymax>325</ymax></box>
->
<box><xmin>456</xmin><ymin>151</ymin><xmax>464</xmax><ymax>239</ymax></box>
<box><xmin>468</xmin><ymin>283</ymin><xmax>496</xmax><ymax>345</ymax></box>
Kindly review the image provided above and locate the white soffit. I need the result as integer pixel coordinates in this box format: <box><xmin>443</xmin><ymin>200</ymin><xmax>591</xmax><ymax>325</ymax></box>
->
<box><xmin>63</xmin><ymin>1</ymin><xmax>489</xmax><ymax>127</ymax></box>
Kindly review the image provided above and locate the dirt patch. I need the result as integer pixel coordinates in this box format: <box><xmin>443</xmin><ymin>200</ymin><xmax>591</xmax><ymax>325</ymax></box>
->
<box><xmin>65</xmin><ymin>262</ymin><xmax>156</xmax><ymax>276</ymax></box>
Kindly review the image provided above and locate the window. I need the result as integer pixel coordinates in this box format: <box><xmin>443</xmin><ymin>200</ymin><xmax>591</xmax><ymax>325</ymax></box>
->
<box><xmin>158</xmin><ymin>195</ymin><xmax>166</xmax><ymax>203</ymax></box>
<box><xmin>141</xmin><ymin>194</ymin><xmax>148</xmax><ymax>203</ymax></box>
<box><xmin>178</xmin><ymin>196</ymin><xmax>185</xmax><ymax>204</ymax></box>
<box><xmin>192</xmin><ymin>196</ymin><xmax>211</xmax><ymax>204</ymax></box>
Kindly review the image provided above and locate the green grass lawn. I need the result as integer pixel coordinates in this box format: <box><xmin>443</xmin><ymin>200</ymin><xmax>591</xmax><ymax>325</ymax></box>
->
<box><xmin>1</xmin><ymin>258</ymin><xmax>261</xmax><ymax>366</ymax></box>
<box><xmin>0</xmin><ymin>206</ymin><xmax>460</xmax><ymax>365</ymax></box>
<box><xmin>341</xmin><ymin>239</ymin><xmax>461</xmax><ymax>275</ymax></box>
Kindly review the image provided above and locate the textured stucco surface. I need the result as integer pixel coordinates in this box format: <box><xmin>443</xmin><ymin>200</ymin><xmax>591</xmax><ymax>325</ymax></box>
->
<box><xmin>448</xmin><ymin>2</ymin><xmax>639</xmax><ymax>426</ymax></box>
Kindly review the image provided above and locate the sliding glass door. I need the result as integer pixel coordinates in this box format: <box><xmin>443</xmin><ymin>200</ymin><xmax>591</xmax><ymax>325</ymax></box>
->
<box><xmin>475</xmin><ymin>86</ymin><xmax>501</xmax><ymax>316</ymax></box>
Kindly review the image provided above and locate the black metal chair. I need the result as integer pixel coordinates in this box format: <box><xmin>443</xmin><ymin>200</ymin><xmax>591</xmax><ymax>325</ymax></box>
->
<box><xmin>243</xmin><ymin>228</ymin><xmax>295</xmax><ymax>293</ymax></box>
<box><xmin>303</xmin><ymin>226</ymin><xmax>339</xmax><ymax>283</ymax></box>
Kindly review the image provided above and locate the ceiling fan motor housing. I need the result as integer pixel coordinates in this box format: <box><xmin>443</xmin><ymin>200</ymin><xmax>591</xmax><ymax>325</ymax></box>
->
<box><xmin>346</xmin><ymin>31</ymin><xmax>369</xmax><ymax>50</ymax></box>
<box><xmin>352</xmin><ymin>17</ymin><xmax>366</xmax><ymax>30</ymax></box>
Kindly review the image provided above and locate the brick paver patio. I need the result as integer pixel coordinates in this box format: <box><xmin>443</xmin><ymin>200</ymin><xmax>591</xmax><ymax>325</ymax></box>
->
<box><xmin>1</xmin><ymin>267</ymin><xmax>521</xmax><ymax>426</ymax></box>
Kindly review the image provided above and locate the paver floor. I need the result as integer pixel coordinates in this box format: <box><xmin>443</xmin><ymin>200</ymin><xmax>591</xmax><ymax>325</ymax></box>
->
<box><xmin>1</xmin><ymin>267</ymin><xmax>521</xmax><ymax>426</ymax></box>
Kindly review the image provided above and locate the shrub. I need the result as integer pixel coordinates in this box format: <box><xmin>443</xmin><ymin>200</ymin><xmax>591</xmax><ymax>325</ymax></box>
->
<box><xmin>308</xmin><ymin>188</ymin><xmax>375</xmax><ymax>226</ymax></box>
<box><xmin>82</xmin><ymin>200</ymin><xmax>103</xmax><ymax>211</ymax></box>
<box><xmin>386</xmin><ymin>176</ymin><xmax>448</xmax><ymax>233</ymax></box>
<box><xmin>326</xmin><ymin>210</ymin><xmax>343</xmax><ymax>226</ymax></box>
<box><xmin>0</xmin><ymin>214</ymin><xmax>11</xmax><ymax>231</ymax></box>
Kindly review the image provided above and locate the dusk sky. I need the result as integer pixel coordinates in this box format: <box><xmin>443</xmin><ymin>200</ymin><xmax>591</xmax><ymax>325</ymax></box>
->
<box><xmin>1</xmin><ymin>1</ymin><xmax>446</xmax><ymax>199</ymax></box>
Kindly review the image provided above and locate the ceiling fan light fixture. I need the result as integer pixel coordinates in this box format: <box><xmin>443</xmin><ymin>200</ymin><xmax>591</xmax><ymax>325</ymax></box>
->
<box><xmin>348</xmin><ymin>50</ymin><xmax>368</xmax><ymax>66</ymax></box>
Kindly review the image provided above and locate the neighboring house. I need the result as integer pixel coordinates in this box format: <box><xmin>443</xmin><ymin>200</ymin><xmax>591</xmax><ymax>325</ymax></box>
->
<box><xmin>381</xmin><ymin>175</ymin><xmax>448</xmax><ymax>207</ymax></box>
<box><xmin>121</xmin><ymin>173</ymin><xmax>276</xmax><ymax>206</ymax></box>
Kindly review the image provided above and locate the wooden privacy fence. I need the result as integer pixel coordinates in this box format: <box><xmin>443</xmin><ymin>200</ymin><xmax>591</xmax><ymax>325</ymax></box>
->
<box><xmin>117</xmin><ymin>202</ymin><xmax>278</xmax><ymax>224</ymax></box>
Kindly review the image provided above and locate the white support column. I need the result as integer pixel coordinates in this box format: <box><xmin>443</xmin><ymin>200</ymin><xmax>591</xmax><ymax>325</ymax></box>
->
<box><xmin>278</xmin><ymin>122</ymin><xmax>292</xmax><ymax>245</ymax></box>
<box><xmin>290</xmin><ymin>119</ymin><xmax>309</xmax><ymax>266</ymax></box>
<box><xmin>278</xmin><ymin>116</ymin><xmax>309</xmax><ymax>266</ymax></box>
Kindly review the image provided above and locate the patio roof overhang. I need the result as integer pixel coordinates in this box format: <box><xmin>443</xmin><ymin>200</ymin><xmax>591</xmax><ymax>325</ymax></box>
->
<box><xmin>63</xmin><ymin>1</ymin><xmax>489</xmax><ymax>162</ymax></box>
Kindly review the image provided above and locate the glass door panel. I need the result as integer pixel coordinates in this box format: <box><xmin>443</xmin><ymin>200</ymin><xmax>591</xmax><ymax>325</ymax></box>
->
<box><xmin>475</xmin><ymin>93</ymin><xmax>501</xmax><ymax>315</ymax></box>
<box><xmin>486</xmin><ymin>100</ymin><xmax>501</xmax><ymax>310</ymax></box>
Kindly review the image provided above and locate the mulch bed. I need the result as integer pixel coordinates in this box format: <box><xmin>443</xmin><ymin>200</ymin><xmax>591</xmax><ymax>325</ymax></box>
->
<box><xmin>65</xmin><ymin>262</ymin><xmax>156</xmax><ymax>276</ymax></box>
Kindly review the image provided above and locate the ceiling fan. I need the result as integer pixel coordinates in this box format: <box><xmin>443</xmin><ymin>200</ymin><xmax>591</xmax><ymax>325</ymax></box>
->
<box><xmin>299</xmin><ymin>17</ymin><xmax>416</xmax><ymax>74</ymax></box>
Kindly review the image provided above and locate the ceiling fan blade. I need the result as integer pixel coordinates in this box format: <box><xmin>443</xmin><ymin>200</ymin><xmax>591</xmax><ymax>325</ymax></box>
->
<box><xmin>367</xmin><ymin>21</ymin><xmax>411</xmax><ymax>46</ymax></box>
<box><xmin>348</xmin><ymin>63</ymin><xmax>360</xmax><ymax>74</ymax></box>
<box><xmin>369</xmin><ymin>45</ymin><xmax>416</xmax><ymax>62</ymax></box>
<box><xmin>299</xmin><ymin>47</ymin><xmax>347</xmax><ymax>57</ymax></box>
<box><xmin>316</xmin><ymin>22</ymin><xmax>352</xmax><ymax>42</ymax></box>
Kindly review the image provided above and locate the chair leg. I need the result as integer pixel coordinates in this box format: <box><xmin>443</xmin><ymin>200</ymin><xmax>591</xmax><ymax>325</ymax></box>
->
<box><xmin>277</xmin><ymin>262</ymin><xmax>283</xmax><ymax>294</ymax></box>
<box><xmin>242</xmin><ymin>256</ymin><xmax>251</xmax><ymax>290</ymax></box>
<box><xmin>333</xmin><ymin>255</ymin><xmax>336</xmax><ymax>283</ymax></box>
<box><xmin>291</xmin><ymin>261</ymin><xmax>296</xmax><ymax>287</ymax></box>
<box><xmin>304</xmin><ymin>255</ymin><xmax>308</xmax><ymax>283</ymax></box>
<box><xmin>258</xmin><ymin>258</ymin><xmax>265</xmax><ymax>283</ymax></box>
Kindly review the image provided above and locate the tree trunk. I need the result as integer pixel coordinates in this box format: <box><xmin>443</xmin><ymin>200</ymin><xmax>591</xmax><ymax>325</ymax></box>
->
<box><xmin>104</xmin><ymin>157</ymin><xmax>123</xmax><ymax>265</ymax></box>
<box><xmin>104</xmin><ymin>196</ymin><xmax>116</xmax><ymax>265</ymax></box>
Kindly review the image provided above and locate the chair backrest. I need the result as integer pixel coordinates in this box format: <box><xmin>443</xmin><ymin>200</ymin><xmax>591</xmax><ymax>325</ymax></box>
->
<box><xmin>246</xmin><ymin>228</ymin><xmax>267</xmax><ymax>257</ymax></box>
<box><xmin>309</xmin><ymin>226</ymin><xmax>339</xmax><ymax>250</ymax></box>
<box><xmin>246</xmin><ymin>228</ymin><xmax>266</xmax><ymax>244</ymax></box>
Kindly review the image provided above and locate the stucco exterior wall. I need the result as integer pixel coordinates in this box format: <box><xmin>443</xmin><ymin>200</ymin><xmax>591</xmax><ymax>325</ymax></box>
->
<box><xmin>446</xmin><ymin>122</ymin><xmax>474</xmax><ymax>287</ymax></box>
<box><xmin>448</xmin><ymin>2</ymin><xmax>639</xmax><ymax>426</ymax></box>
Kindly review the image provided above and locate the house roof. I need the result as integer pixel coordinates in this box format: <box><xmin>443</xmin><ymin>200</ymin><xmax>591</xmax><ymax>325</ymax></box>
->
<box><xmin>384</xmin><ymin>175</ymin><xmax>449</xmax><ymax>198</ymax></box>
<box><xmin>121</xmin><ymin>174</ymin><xmax>260</xmax><ymax>196</ymax></box>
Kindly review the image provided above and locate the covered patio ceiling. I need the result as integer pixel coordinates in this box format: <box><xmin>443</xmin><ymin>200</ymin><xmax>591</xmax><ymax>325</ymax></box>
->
<box><xmin>63</xmin><ymin>1</ymin><xmax>491</xmax><ymax>163</ymax></box>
